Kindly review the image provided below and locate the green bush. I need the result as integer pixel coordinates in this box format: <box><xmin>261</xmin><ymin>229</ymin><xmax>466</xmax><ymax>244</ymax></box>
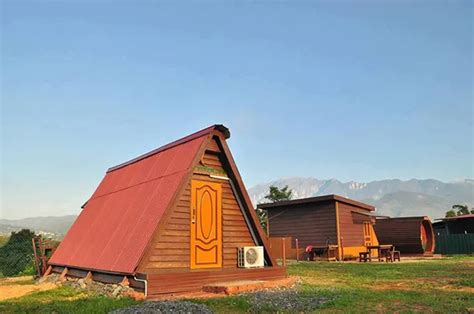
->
<box><xmin>0</xmin><ymin>236</ymin><xmax>9</xmax><ymax>247</ymax></box>
<box><xmin>0</xmin><ymin>229</ymin><xmax>35</xmax><ymax>277</ymax></box>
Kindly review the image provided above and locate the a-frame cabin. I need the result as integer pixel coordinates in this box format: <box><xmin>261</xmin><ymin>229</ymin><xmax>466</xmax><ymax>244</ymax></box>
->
<box><xmin>48</xmin><ymin>125</ymin><xmax>285</xmax><ymax>298</ymax></box>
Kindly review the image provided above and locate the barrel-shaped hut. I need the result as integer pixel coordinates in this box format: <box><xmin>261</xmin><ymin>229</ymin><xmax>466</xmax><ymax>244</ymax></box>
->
<box><xmin>374</xmin><ymin>216</ymin><xmax>435</xmax><ymax>255</ymax></box>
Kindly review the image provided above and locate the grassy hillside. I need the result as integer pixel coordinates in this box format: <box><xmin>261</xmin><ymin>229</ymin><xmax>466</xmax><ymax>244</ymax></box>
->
<box><xmin>0</xmin><ymin>216</ymin><xmax>76</xmax><ymax>238</ymax></box>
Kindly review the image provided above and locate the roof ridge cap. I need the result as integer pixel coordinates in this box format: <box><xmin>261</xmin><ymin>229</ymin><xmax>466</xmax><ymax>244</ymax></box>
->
<box><xmin>107</xmin><ymin>124</ymin><xmax>229</xmax><ymax>173</ymax></box>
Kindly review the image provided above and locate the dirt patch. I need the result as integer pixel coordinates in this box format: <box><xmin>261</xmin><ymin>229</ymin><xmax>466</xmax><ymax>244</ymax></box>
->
<box><xmin>375</xmin><ymin>300</ymin><xmax>433</xmax><ymax>313</ymax></box>
<box><xmin>436</xmin><ymin>284</ymin><xmax>474</xmax><ymax>294</ymax></box>
<box><xmin>0</xmin><ymin>276</ymin><xmax>34</xmax><ymax>284</ymax></box>
<box><xmin>301</xmin><ymin>275</ymin><xmax>344</xmax><ymax>287</ymax></box>
<box><xmin>369</xmin><ymin>277</ymin><xmax>474</xmax><ymax>294</ymax></box>
<box><xmin>396</xmin><ymin>259</ymin><xmax>442</xmax><ymax>263</ymax></box>
<box><xmin>371</xmin><ymin>279</ymin><xmax>429</xmax><ymax>292</ymax></box>
<box><xmin>0</xmin><ymin>282</ymin><xmax>57</xmax><ymax>301</ymax></box>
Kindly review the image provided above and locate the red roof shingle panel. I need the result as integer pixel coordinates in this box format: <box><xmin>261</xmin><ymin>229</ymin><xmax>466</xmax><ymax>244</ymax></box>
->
<box><xmin>49</xmin><ymin>129</ymin><xmax>211</xmax><ymax>274</ymax></box>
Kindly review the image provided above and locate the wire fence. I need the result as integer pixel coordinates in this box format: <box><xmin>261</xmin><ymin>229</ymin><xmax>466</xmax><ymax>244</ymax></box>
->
<box><xmin>0</xmin><ymin>230</ymin><xmax>61</xmax><ymax>278</ymax></box>
<box><xmin>0</xmin><ymin>235</ymin><xmax>36</xmax><ymax>277</ymax></box>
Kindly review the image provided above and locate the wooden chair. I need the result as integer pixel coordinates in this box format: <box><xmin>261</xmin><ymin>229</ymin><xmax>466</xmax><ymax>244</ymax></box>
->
<box><xmin>385</xmin><ymin>246</ymin><xmax>401</xmax><ymax>262</ymax></box>
<box><xmin>393</xmin><ymin>249</ymin><xmax>401</xmax><ymax>262</ymax></box>
<box><xmin>359</xmin><ymin>251</ymin><xmax>371</xmax><ymax>262</ymax></box>
<box><xmin>305</xmin><ymin>245</ymin><xmax>315</xmax><ymax>261</ymax></box>
<box><xmin>327</xmin><ymin>245</ymin><xmax>338</xmax><ymax>262</ymax></box>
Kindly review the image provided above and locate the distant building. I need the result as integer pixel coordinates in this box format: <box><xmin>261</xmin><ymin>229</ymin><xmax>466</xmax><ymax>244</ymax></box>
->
<box><xmin>432</xmin><ymin>215</ymin><xmax>474</xmax><ymax>255</ymax></box>
<box><xmin>433</xmin><ymin>214</ymin><xmax>474</xmax><ymax>236</ymax></box>
<box><xmin>258</xmin><ymin>195</ymin><xmax>378</xmax><ymax>260</ymax></box>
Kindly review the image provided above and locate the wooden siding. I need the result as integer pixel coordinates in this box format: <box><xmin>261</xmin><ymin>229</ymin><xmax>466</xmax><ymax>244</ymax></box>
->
<box><xmin>267</xmin><ymin>202</ymin><xmax>337</xmax><ymax>248</ymax></box>
<box><xmin>147</xmin><ymin>267</ymin><xmax>286</xmax><ymax>297</ymax></box>
<box><xmin>141</xmin><ymin>141</ymin><xmax>256</xmax><ymax>273</ymax></box>
<box><xmin>337</xmin><ymin>203</ymin><xmax>372</xmax><ymax>247</ymax></box>
<box><xmin>374</xmin><ymin>217</ymin><xmax>435</xmax><ymax>254</ymax></box>
<box><xmin>268</xmin><ymin>236</ymin><xmax>298</xmax><ymax>260</ymax></box>
<box><xmin>267</xmin><ymin>200</ymin><xmax>377</xmax><ymax>259</ymax></box>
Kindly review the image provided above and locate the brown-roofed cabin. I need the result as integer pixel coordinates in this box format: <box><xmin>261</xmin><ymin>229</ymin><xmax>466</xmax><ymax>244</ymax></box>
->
<box><xmin>48</xmin><ymin>125</ymin><xmax>284</xmax><ymax>298</ymax></box>
<box><xmin>258</xmin><ymin>195</ymin><xmax>379</xmax><ymax>260</ymax></box>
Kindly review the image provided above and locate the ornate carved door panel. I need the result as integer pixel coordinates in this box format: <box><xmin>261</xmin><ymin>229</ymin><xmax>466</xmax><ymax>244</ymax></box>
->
<box><xmin>190</xmin><ymin>180</ymin><xmax>222</xmax><ymax>269</ymax></box>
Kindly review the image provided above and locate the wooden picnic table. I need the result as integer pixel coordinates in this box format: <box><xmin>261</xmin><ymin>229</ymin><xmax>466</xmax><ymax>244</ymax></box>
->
<box><xmin>366</xmin><ymin>244</ymin><xmax>393</xmax><ymax>262</ymax></box>
<box><xmin>307</xmin><ymin>245</ymin><xmax>338</xmax><ymax>261</ymax></box>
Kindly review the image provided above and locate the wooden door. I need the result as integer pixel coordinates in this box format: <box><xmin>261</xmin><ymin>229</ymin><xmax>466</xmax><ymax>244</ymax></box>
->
<box><xmin>363</xmin><ymin>222</ymin><xmax>372</xmax><ymax>246</ymax></box>
<box><xmin>190</xmin><ymin>180</ymin><xmax>222</xmax><ymax>269</ymax></box>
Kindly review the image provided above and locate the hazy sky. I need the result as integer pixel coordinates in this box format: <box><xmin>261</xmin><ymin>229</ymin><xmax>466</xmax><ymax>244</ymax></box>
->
<box><xmin>1</xmin><ymin>1</ymin><xmax>473</xmax><ymax>219</ymax></box>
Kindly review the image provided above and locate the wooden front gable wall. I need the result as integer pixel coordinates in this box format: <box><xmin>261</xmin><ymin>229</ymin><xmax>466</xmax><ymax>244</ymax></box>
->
<box><xmin>138</xmin><ymin>137</ymin><xmax>259</xmax><ymax>273</ymax></box>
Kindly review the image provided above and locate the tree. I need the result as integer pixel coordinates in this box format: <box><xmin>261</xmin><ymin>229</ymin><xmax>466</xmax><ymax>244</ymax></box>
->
<box><xmin>0</xmin><ymin>229</ymin><xmax>35</xmax><ymax>276</ymax></box>
<box><xmin>264</xmin><ymin>185</ymin><xmax>293</xmax><ymax>203</ymax></box>
<box><xmin>445</xmin><ymin>210</ymin><xmax>456</xmax><ymax>218</ymax></box>
<box><xmin>257</xmin><ymin>185</ymin><xmax>294</xmax><ymax>232</ymax></box>
<box><xmin>444</xmin><ymin>204</ymin><xmax>472</xmax><ymax>218</ymax></box>
<box><xmin>452</xmin><ymin>204</ymin><xmax>470</xmax><ymax>216</ymax></box>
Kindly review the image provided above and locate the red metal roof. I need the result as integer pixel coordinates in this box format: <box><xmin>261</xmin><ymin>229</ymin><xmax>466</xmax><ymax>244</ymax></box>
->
<box><xmin>49</xmin><ymin>125</ymin><xmax>226</xmax><ymax>274</ymax></box>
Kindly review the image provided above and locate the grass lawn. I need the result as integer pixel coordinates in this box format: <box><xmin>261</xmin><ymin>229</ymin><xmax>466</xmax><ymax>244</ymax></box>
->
<box><xmin>0</xmin><ymin>256</ymin><xmax>472</xmax><ymax>313</ymax></box>
<box><xmin>0</xmin><ymin>285</ymin><xmax>138</xmax><ymax>313</ymax></box>
<box><xmin>198</xmin><ymin>256</ymin><xmax>474</xmax><ymax>313</ymax></box>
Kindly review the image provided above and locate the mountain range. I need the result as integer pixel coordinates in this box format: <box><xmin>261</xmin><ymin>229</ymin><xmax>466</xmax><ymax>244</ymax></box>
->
<box><xmin>1</xmin><ymin>178</ymin><xmax>472</xmax><ymax>238</ymax></box>
<box><xmin>248</xmin><ymin>178</ymin><xmax>474</xmax><ymax>219</ymax></box>
<box><xmin>0</xmin><ymin>215</ymin><xmax>77</xmax><ymax>239</ymax></box>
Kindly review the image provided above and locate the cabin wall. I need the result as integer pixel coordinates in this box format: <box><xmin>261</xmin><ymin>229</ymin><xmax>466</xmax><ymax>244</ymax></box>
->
<box><xmin>267</xmin><ymin>202</ymin><xmax>338</xmax><ymax>248</ymax></box>
<box><xmin>139</xmin><ymin>142</ymin><xmax>256</xmax><ymax>273</ymax></box>
<box><xmin>337</xmin><ymin>203</ymin><xmax>376</xmax><ymax>246</ymax></box>
<box><xmin>267</xmin><ymin>201</ymin><xmax>377</xmax><ymax>259</ymax></box>
<box><xmin>337</xmin><ymin>202</ymin><xmax>378</xmax><ymax>258</ymax></box>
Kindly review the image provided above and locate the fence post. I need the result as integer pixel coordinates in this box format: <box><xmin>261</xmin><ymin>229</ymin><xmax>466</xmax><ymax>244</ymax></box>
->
<box><xmin>296</xmin><ymin>238</ymin><xmax>299</xmax><ymax>262</ymax></box>
<box><xmin>266</xmin><ymin>215</ymin><xmax>270</xmax><ymax>236</ymax></box>
<box><xmin>340</xmin><ymin>236</ymin><xmax>344</xmax><ymax>262</ymax></box>
<box><xmin>282</xmin><ymin>237</ymin><xmax>286</xmax><ymax>267</ymax></box>
<box><xmin>32</xmin><ymin>238</ymin><xmax>41</xmax><ymax>277</ymax></box>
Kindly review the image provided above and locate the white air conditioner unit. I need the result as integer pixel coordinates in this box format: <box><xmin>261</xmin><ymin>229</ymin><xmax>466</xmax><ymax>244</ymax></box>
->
<box><xmin>238</xmin><ymin>246</ymin><xmax>264</xmax><ymax>268</ymax></box>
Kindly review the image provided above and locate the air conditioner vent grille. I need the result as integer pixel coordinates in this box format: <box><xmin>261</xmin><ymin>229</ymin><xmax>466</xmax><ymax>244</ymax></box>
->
<box><xmin>238</xmin><ymin>246</ymin><xmax>264</xmax><ymax>268</ymax></box>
